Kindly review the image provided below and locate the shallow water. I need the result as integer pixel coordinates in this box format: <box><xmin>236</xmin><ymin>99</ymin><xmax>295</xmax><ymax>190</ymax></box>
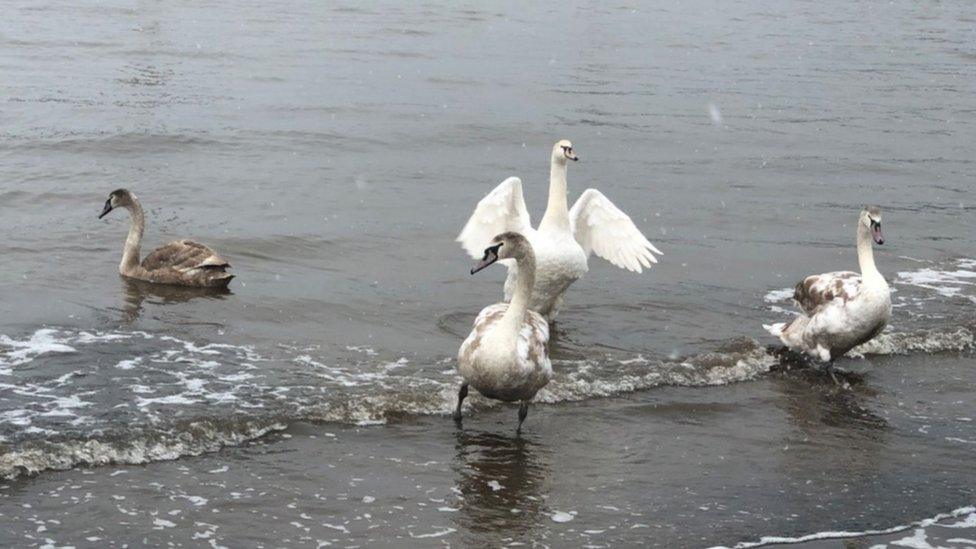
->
<box><xmin>1</xmin><ymin>0</ymin><xmax>975</xmax><ymax>546</ymax></box>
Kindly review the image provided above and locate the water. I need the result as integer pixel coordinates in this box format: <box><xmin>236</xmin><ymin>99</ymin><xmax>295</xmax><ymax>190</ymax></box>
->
<box><xmin>1</xmin><ymin>0</ymin><xmax>974</xmax><ymax>546</ymax></box>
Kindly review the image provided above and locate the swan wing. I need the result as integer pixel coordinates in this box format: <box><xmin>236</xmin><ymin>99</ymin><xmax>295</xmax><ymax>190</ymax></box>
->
<box><xmin>457</xmin><ymin>177</ymin><xmax>532</xmax><ymax>259</ymax></box>
<box><xmin>793</xmin><ymin>271</ymin><xmax>862</xmax><ymax>315</ymax></box>
<box><xmin>142</xmin><ymin>240</ymin><xmax>230</xmax><ymax>272</ymax></box>
<box><xmin>569</xmin><ymin>188</ymin><xmax>662</xmax><ymax>273</ymax></box>
<box><xmin>521</xmin><ymin>310</ymin><xmax>550</xmax><ymax>368</ymax></box>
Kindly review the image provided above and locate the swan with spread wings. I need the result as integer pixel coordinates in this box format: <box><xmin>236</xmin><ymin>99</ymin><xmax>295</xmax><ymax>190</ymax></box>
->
<box><xmin>457</xmin><ymin>140</ymin><xmax>661</xmax><ymax>321</ymax></box>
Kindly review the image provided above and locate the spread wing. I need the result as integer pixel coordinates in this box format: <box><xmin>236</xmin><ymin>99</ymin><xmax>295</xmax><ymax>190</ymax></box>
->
<box><xmin>141</xmin><ymin>240</ymin><xmax>230</xmax><ymax>273</ymax></box>
<box><xmin>793</xmin><ymin>271</ymin><xmax>862</xmax><ymax>315</ymax></box>
<box><xmin>457</xmin><ymin>177</ymin><xmax>531</xmax><ymax>259</ymax></box>
<box><xmin>569</xmin><ymin>188</ymin><xmax>662</xmax><ymax>273</ymax></box>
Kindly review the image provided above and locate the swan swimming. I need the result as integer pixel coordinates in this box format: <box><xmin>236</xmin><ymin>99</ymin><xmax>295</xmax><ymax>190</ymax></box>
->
<box><xmin>98</xmin><ymin>189</ymin><xmax>234</xmax><ymax>288</ymax></box>
<box><xmin>457</xmin><ymin>140</ymin><xmax>662</xmax><ymax>321</ymax></box>
<box><xmin>765</xmin><ymin>206</ymin><xmax>891</xmax><ymax>381</ymax></box>
<box><xmin>455</xmin><ymin>232</ymin><xmax>551</xmax><ymax>433</ymax></box>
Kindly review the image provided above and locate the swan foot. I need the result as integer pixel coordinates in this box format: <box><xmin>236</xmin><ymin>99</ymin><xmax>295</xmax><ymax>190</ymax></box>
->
<box><xmin>825</xmin><ymin>362</ymin><xmax>842</xmax><ymax>386</ymax></box>
<box><xmin>516</xmin><ymin>401</ymin><xmax>529</xmax><ymax>434</ymax></box>
<box><xmin>453</xmin><ymin>384</ymin><xmax>468</xmax><ymax>424</ymax></box>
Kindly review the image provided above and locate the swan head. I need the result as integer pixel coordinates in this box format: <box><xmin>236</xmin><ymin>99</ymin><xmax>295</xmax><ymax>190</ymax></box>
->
<box><xmin>860</xmin><ymin>206</ymin><xmax>884</xmax><ymax>245</ymax></box>
<box><xmin>470</xmin><ymin>232</ymin><xmax>533</xmax><ymax>275</ymax></box>
<box><xmin>99</xmin><ymin>188</ymin><xmax>136</xmax><ymax>219</ymax></box>
<box><xmin>552</xmin><ymin>139</ymin><xmax>578</xmax><ymax>164</ymax></box>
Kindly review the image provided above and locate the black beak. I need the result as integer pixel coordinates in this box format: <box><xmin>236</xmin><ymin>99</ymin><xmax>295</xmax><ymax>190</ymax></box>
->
<box><xmin>471</xmin><ymin>244</ymin><xmax>501</xmax><ymax>275</ymax></box>
<box><xmin>98</xmin><ymin>200</ymin><xmax>113</xmax><ymax>219</ymax></box>
<box><xmin>570</xmin><ymin>155</ymin><xmax>579</xmax><ymax>162</ymax></box>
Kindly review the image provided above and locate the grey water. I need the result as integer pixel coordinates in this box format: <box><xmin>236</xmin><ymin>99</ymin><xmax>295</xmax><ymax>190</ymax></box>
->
<box><xmin>1</xmin><ymin>0</ymin><xmax>975</xmax><ymax>547</ymax></box>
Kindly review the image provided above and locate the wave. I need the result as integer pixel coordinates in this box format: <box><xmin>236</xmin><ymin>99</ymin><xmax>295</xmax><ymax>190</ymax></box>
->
<box><xmin>0</xmin><ymin>418</ymin><xmax>286</xmax><ymax>481</ymax></box>
<box><xmin>708</xmin><ymin>505</ymin><xmax>976</xmax><ymax>549</ymax></box>
<box><xmin>1</xmin><ymin>324</ymin><xmax>973</xmax><ymax>480</ymax></box>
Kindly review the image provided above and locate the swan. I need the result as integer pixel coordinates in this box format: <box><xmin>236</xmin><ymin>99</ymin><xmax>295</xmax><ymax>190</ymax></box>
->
<box><xmin>455</xmin><ymin>232</ymin><xmax>552</xmax><ymax>433</ymax></box>
<box><xmin>457</xmin><ymin>140</ymin><xmax>662</xmax><ymax>321</ymax></box>
<box><xmin>98</xmin><ymin>189</ymin><xmax>234</xmax><ymax>288</ymax></box>
<box><xmin>764</xmin><ymin>206</ymin><xmax>891</xmax><ymax>382</ymax></box>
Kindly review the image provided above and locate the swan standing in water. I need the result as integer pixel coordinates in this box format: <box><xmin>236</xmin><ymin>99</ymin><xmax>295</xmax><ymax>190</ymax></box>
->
<box><xmin>456</xmin><ymin>232</ymin><xmax>552</xmax><ymax>433</ymax></box>
<box><xmin>457</xmin><ymin>140</ymin><xmax>662</xmax><ymax>321</ymax></box>
<box><xmin>98</xmin><ymin>189</ymin><xmax>234</xmax><ymax>288</ymax></box>
<box><xmin>765</xmin><ymin>206</ymin><xmax>891</xmax><ymax>382</ymax></box>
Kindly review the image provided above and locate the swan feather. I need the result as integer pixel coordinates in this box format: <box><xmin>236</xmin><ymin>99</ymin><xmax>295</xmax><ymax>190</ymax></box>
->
<box><xmin>569</xmin><ymin>188</ymin><xmax>661</xmax><ymax>273</ymax></box>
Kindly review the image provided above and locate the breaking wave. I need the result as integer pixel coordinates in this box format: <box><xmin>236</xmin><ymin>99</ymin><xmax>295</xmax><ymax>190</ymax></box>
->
<box><xmin>0</xmin><ymin>322</ymin><xmax>972</xmax><ymax>480</ymax></box>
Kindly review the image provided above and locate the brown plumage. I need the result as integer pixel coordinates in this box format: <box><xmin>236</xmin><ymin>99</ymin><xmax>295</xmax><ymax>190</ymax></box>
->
<box><xmin>138</xmin><ymin>240</ymin><xmax>234</xmax><ymax>287</ymax></box>
<box><xmin>793</xmin><ymin>271</ymin><xmax>861</xmax><ymax>315</ymax></box>
<box><xmin>98</xmin><ymin>189</ymin><xmax>234</xmax><ymax>288</ymax></box>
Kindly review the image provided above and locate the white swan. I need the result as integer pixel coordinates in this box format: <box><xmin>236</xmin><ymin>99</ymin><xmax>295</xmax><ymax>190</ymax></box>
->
<box><xmin>765</xmin><ymin>206</ymin><xmax>892</xmax><ymax>381</ymax></box>
<box><xmin>457</xmin><ymin>140</ymin><xmax>662</xmax><ymax>321</ymax></box>
<box><xmin>455</xmin><ymin>232</ymin><xmax>551</xmax><ymax>433</ymax></box>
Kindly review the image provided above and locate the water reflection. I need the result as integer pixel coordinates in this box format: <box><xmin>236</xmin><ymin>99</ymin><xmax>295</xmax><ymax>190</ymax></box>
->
<box><xmin>774</xmin><ymin>371</ymin><xmax>887</xmax><ymax>433</ymax></box>
<box><xmin>119</xmin><ymin>278</ymin><xmax>231</xmax><ymax>321</ymax></box>
<box><xmin>772</xmin><ymin>367</ymin><xmax>889</xmax><ymax>502</ymax></box>
<box><xmin>452</xmin><ymin>429</ymin><xmax>551</xmax><ymax>543</ymax></box>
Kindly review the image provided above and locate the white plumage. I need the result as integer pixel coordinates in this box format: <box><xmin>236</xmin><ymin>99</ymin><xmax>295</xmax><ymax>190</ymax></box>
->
<box><xmin>455</xmin><ymin>232</ymin><xmax>552</xmax><ymax>432</ymax></box>
<box><xmin>765</xmin><ymin>207</ymin><xmax>892</xmax><ymax>375</ymax></box>
<box><xmin>457</xmin><ymin>140</ymin><xmax>661</xmax><ymax>321</ymax></box>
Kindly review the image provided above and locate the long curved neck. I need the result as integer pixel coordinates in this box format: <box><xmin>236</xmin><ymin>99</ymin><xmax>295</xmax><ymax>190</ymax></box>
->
<box><xmin>500</xmin><ymin>248</ymin><xmax>537</xmax><ymax>333</ymax></box>
<box><xmin>856</xmin><ymin>223</ymin><xmax>883</xmax><ymax>284</ymax></box>
<box><xmin>120</xmin><ymin>199</ymin><xmax>145</xmax><ymax>275</ymax></box>
<box><xmin>539</xmin><ymin>158</ymin><xmax>570</xmax><ymax>231</ymax></box>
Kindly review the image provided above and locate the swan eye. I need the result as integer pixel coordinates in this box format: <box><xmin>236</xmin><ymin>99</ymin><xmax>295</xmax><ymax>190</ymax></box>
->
<box><xmin>482</xmin><ymin>243</ymin><xmax>502</xmax><ymax>260</ymax></box>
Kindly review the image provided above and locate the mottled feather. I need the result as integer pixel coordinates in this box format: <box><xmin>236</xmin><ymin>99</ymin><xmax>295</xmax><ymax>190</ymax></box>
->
<box><xmin>458</xmin><ymin>302</ymin><xmax>551</xmax><ymax>403</ymax></box>
<box><xmin>793</xmin><ymin>271</ymin><xmax>862</xmax><ymax>315</ymax></box>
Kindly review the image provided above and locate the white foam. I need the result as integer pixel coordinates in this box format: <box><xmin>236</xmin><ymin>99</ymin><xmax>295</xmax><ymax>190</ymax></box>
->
<box><xmin>136</xmin><ymin>394</ymin><xmax>200</xmax><ymax>407</ymax></box>
<box><xmin>889</xmin><ymin>528</ymin><xmax>933</xmax><ymax>549</ymax></box>
<box><xmin>153</xmin><ymin>518</ymin><xmax>176</xmax><ymax>529</ymax></box>
<box><xmin>409</xmin><ymin>527</ymin><xmax>455</xmax><ymax>539</ymax></box>
<box><xmin>0</xmin><ymin>420</ymin><xmax>287</xmax><ymax>480</ymax></box>
<box><xmin>551</xmin><ymin>511</ymin><xmax>575</xmax><ymax>523</ymax></box>
<box><xmin>764</xmin><ymin>288</ymin><xmax>794</xmax><ymax>303</ymax></box>
<box><xmin>174</xmin><ymin>495</ymin><xmax>209</xmax><ymax>507</ymax></box>
<box><xmin>708</xmin><ymin>506</ymin><xmax>976</xmax><ymax>548</ymax></box>
<box><xmin>854</xmin><ymin>328</ymin><xmax>974</xmax><ymax>356</ymax></box>
<box><xmin>896</xmin><ymin>259</ymin><xmax>976</xmax><ymax>303</ymax></box>
<box><xmin>939</xmin><ymin>512</ymin><xmax>976</xmax><ymax>529</ymax></box>
<box><xmin>345</xmin><ymin>346</ymin><xmax>378</xmax><ymax>356</ymax></box>
<box><xmin>0</xmin><ymin>329</ymin><xmax>77</xmax><ymax>368</ymax></box>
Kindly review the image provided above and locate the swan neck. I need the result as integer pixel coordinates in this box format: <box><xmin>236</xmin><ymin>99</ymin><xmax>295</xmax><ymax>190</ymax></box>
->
<box><xmin>121</xmin><ymin>199</ymin><xmax>145</xmax><ymax>275</ymax></box>
<box><xmin>539</xmin><ymin>160</ymin><xmax>570</xmax><ymax>230</ymax></box>
<box><xmin>500</xmin><ymin>249</ymin><xmax>537</xmax><ymax>331</ymax></box>
<box><xmin>856</xmin><ymin>223</ymin><xmax>882</xmax><ymax>283</ymax></box>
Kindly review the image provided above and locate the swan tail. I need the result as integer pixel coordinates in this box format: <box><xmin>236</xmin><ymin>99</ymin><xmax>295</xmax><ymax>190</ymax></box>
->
<box><xmin>208</xmin><ymin>272</ymin><xmax>235</xmax><ymax>288</ymax></box>
<box><xmin>765</xmin><ymin>316</ymin><xmax>808</xmax><ymax>350</ymax></box>
<box><xmin>763</xmin><ymin>322</ymin><xmax>786</xmax><ymax>338</ymax></box>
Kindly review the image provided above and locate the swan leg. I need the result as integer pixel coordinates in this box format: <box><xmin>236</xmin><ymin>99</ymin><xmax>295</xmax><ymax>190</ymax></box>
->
<box><xmin>453</xmin><ymin>384</ymin><xmax>468</xmax><ymax>423</ymax></box>
<box><xmin>516</xmin><ymin>401</ymin><xmax>529</xmax><ymax>434</ymax></box>
<box><xmin>825</xmin><ymin>362</ymin><xmax>840</xmax><ymax>385</ymax></box>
